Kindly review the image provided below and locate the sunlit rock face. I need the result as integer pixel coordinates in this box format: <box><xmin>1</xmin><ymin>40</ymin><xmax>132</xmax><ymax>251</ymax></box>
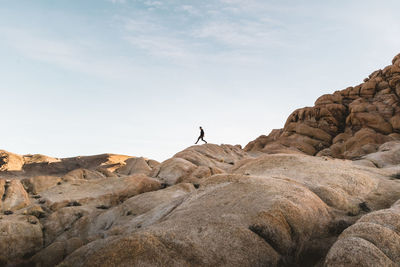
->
<box><xmin>1</xmin><ymin>53</ymin><xmax>400</xmax><ymax>267</ymax></box>
<box><xmin>50</xmin><ymin>151</ymin><xmax>398</xmax><ymax>267</ymax></box>
<box><xmin>1</xmin><ymin>142</ymin><xmax>399</xmax><ymax>266</ymax></box>
<box><xmin>246</xmin><ymin>53</ymin><xmax>400</xmax><ymax>159</ymax></box>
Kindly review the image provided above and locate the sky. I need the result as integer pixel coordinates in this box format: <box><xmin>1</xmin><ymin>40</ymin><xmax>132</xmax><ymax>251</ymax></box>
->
<box><xmin>1</xmin><ymin>0</ymin><xmax>399</xmax><ymax>161</ymax></box>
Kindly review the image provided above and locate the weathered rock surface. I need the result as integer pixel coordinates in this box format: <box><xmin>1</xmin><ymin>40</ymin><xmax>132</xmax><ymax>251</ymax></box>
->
<box><xmin>246</xmin><ymin>53</ymin><xmax>400</xmax><ymax>159</ymax></box>
<box><xmin>0</xmin><ymin>143</ymin><xmax>399</xmax><ymax>266</ymax></box>
<box><xmin>0</xmin><ymin>215</ymin><xmax>43</xmax><ymax>264</ymax></box>
<box><xmin>232</xmin><ymin>153</ymin><xmax>400</xmax><ymax>213</ymax></box>
<box><xmin>58</xmin><ymin>174</ymin><xmax>332</xmax><ymax>266</ymax></box>
<box><xmin>24</xmin><ymin>148</ymin><xmax>392</xmax><ymax>267</ymax></box>
<box><xmin>325</xmin><ymin>200</ymin><xmax>400</xmax><ymax>267</ymax></box>
<box><xmin>151</xmin><ymin>144</ymin><xmax>248</xmax><ymax>185</ymax></box>
<box><xmin>39</xmin><ymin>174</ymin><xmax>161</xmax><ymax>211</ymax></box>
<box><xmin>21</xmin><ymin>175</ymin><xmax>62</xmax><ymax>194</ymax></box>
<box><xmin>0</xmin><ymin>150</ymin><xmax>24</xmax><ymax>172</ymax></box>
<box><xmin>1</xmin><ymin>179</ymin><xmax>31</xmax><ymax>212</ymax></box>
<box><xmin>62</xmin><ymin>169</ymin><xmax>106</xmax><ymax>182</ymax></box>
<box><xmin>23</xmin><ymin>153</ymin><xmax>134</xmax><ymax>175</ymax></box>
<box><xmin>30</xmin><ymin>183</ymin><xmax>196</xmax><ymax>266</ymax></box>
<box><xmin>0</xmin><ymin>151</ymin><xmax>134</xmax><ymax>176</ymax></box>
<box><xmin>115</xmin><ymin>157</ymin><xmax>156</xmax><ymax>176</ymax></box>
<box><xmin>30</xmin><ymin>237</ymin><xmax>84</xmax><ymax>267</ymax></box>
<box><xmin>58</xmin><ymin>162</ymin><xmax>400</xmax><ymax>267</ymax></box>
<box><xmin>354</xmin><ymin>141</ymin><xmax>400</xmax><ymax>168</ymax></box>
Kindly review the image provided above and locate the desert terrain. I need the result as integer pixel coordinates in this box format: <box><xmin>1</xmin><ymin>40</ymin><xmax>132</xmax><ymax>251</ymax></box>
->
<box><xmin>1</xmin><ymin>53</ymin><xmax>400</xmax><ymax>266</ymax></box>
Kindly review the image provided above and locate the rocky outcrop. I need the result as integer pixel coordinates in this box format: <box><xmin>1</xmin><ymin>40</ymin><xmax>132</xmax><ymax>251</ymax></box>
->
<box><xmin>354</xmin><ymin>141</ymin><xmax>400</xmax><ymax>169</ymax></box>
<box><xmin>12</xmin><ymin>148</ymin><xmax>393</xmax><ymax>267</ymax></box>
<box><xmin>28</xmin><ymin>183</ymin><xmax>195</xmax><ymax>266</ymax></box>
<box><xmin>0</xmin><ymin>151</ymin><xmax>134</xmax><ymax>176</ymax></box>
<box><xmin>325</xmin><ymin>200</ymin><xmax>400</xmax><ymax>266</ymax></box>
<box><xmin>22</xmin><ymin>176</ymin><xmax>62</xmax><ymax>195</ymax></box>
<box><xmin>1</xmin><ymin>179</ymin><xmax>31</xmax><ymax>212</ymax></box>
<box><xmin>0</xmin><ymin>215</ymin><xmax>43</xmax><ymax>264</ymax></box>
<box><xmin>55</xmin><ymin>174</ymin><xmax>333</xmax><ymax>266</ymax></box>
<box><xmin>62</xmin><ymin>169</ymin><xmax>106</xmax><ymax>182</ymax></box>
<box><xmin>0</xmin><ymin>143</ymin><xmax>399</xmax><ymax>266</ymax></box>
<box><xmin>246</xmin><ymin>53</ymin><xmax>400</xmax><ymax>159</ymax></box>
<box><xmin>151</xmin><ymin>144</ymin><xmax>247</xmax><ymax>185</ymax></box>
<box><xmin>39</xmin><ymin>174</ymin><xmax>161</xmax><ymax>211</ymax></box>
<box><xmin>115</xmin><ymin>157</ymin><xmax>156</xmax><ymax>176</ymax></box>
<box><xmin>0</xmin><ymin>150</ymin><xmax>24</xmax><ymax>172</ymax></box>
<box><xmin>0</xmin><ymin>150</ymin><xmax>165</xmax><ymax>266</ymax></box>
<box><xmin>232</xmin><ymin>153</ymin><xmax>400</xmax><ymax>213</ymax></box>
<box><xmin>58</xmin><ymin>157</ymin><xmax>400</xmax><ymax>266</ymax></box>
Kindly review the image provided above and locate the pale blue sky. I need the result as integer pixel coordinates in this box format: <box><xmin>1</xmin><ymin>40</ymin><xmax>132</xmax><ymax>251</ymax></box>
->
<box><xmin>1</xmin><ymin>0</ymin><xmax>399</xmax><ymax>161</ymax></box>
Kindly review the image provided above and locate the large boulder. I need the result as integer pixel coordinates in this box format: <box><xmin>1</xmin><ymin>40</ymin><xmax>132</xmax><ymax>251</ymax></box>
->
<box><xmin>41</xmin><ymin>205</ymin><xmax>96</xmax><ymax>246</ymax></box>
<box><xmin>151</xmin><ymin>158</ymin><xmax>197</xmax><ymax>185</ymax></box>
<box><xmin>354</xmin><ymin>141</ymin><xmax>400</xmax><ymax>168</ymax></box>
<box><xmin>151</xmin><ymin>144</ymin><xmax>248</xmax><ymax>185</ymax></box>
<box><xmin>325</xmin><ymin>200</ymin><xmax>400</xmax><ymax>266</ymax></box>
<box><xmin>0</xmin><ymin>215</ymin><xmax>43</xmax><ymax>265</ymax></box>
<box><xmin>173</xmin><ymin>144</ymin><xmax>248</xmax><ymax>170</ymax></box>
<box><xmin>22</xmin><ymin>175</ymin><xmax>62</xmax><ymax>194</ymax></box>
<box><xmin>31</xmin><ymin>183</ymin><xmax>196</xmax><ymax>266</ymax></box>
<box><xmin>115</xmin><ymin>157</ymin><xmax>153</xmax><ymax>176</ymax></box>
<box><xmin>232</xmin><ymin>153</ymin><xmax>400</xmax><ymax>213</ymax></box>
<box><xmin>39</xmin><ymin>174</ymin><xmax>161</xmax><ymax>211</ymax></box>
<box><xmin>1</xmin><ymin>179</ymin><xmax>31</xmax><ymax>212</ymax></box>
<box><xmin>22</xmin><ymin>153</ymin><xmax>133</xmax><ymax>175</ymax></box>
<box><xmin>0</xmin><ymin>150</ymin><xmax>24</xmax><ymax>172</ymax></box>
<box><xmin>59</xmin><ymin>174</ymin><xmax>333</xmax><ymax>266</ymax></box>
<box><xmin>62</xmin><ymin>169</ymin><xmax>106</xmax><ymax>181</ymax></box>
<box><xmin>30</xmin><ymin>238</ymin><xmax>84</xmax><ymax>267</ymax></box>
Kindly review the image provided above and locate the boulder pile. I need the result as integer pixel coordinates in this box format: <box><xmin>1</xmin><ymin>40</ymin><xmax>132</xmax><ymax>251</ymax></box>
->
<box><xmin>0</xmin><ymin>139</ymin><xmax>399</xmax><ymax>266</ymax></box>
<box><xmin>246</xmin><ymin>53</ymin><xmax>400</xmax><ymax>159</ymax></box>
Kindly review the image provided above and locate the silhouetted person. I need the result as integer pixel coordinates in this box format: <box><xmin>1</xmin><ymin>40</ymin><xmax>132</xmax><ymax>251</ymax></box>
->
<box><xmin>195</xmin><ymin>126</ymin><xmax>207</xmax><ymax>144</ymax></box>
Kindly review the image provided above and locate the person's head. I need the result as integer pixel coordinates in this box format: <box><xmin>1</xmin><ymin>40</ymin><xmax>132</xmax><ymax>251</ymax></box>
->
<box><xmin>199</xmin><ymin>126</ymin><xmax>202</xmax><ymax>129</ymax></box>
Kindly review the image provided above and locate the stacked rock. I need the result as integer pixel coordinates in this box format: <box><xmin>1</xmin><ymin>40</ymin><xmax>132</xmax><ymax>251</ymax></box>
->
<box><xmin>246</xmin><ymin>53</ymin><xmax>400</xmax><ymax>159</ymax></box>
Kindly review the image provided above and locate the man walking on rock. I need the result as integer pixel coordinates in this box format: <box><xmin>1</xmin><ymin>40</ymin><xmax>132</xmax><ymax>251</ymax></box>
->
<box><xmin>195</xmin><ymin>126</ymin><xmax>207</xmax><ymax>144</ymax></box>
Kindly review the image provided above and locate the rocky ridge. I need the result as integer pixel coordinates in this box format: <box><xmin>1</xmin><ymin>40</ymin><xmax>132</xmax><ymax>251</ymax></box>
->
<box><xmin>0</xmin><ymin>53</ymin><xmax>399</xmax><ymax>267</ymax></box>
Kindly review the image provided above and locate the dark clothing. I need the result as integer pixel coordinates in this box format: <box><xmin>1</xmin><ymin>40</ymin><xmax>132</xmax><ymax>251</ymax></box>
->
<box><xmin>195</xmin><ymin>129</ymin><xmax>207</xmax><ymax>144</ymax></box>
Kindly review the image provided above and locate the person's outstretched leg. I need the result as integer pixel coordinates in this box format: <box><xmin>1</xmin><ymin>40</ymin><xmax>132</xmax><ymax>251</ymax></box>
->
<box><xmin>195</xmin><ymin>137</ymin><xmax>201</xmax><ymax>144</ymax></box>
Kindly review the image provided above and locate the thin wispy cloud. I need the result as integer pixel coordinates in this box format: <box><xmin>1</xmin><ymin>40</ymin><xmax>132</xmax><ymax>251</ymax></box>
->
<box><xmin>115</xmin><ymin>1</ymin><xmax>292</xmax><ymax>66</ymax></box>
<box><xmin>192</xmin><ymin>20</ymin><xmax>287</xmax><ymax>48</ymax></box>
<box><xmin>108</xmin><ymin>0</ymin><xmax>126</xmax><ymax>4</ymax></box>
<box><xmin>144</xmin><ymin>1</ymin><xmax>162</xmax><ymax>7</ymax></box>
<box><xmin>180</xmin><ymin>5</ymin><xmax>200</xmax><ymax>16</ymax></box>
<box><xmin>0</xmin><ymin>27</ymin><xmax>140</xmax><ymax>80</ymax></box>
<box><xmin>125</xmin><ymin>35</ymin><xmax>195</xmax><ymax>61</ymax></box>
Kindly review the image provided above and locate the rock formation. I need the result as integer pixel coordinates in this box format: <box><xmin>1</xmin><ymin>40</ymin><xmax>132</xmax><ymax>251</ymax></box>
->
<box><xmin>0</xmin><ymin>152</ymin><xmax>134</xmax><ymax>176</ymax></box>
<box><xmin>325</xmin><ymin>199</ymin><xmax>400</xmax><ymax>266</ymax></box>
<box><xmin>1</xmin><ymin>53</ymin><xmax>400</xmax><ymax>267</ymax></box>
<box><xmin>245</xmin><ymin>53</ymin><xmax>400</xmax><ymax>159</ymax></box>
<box><xmin>0</xmin><ymin>139</ymin><xmax>398</xmax><ymax>266</ymax></box>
